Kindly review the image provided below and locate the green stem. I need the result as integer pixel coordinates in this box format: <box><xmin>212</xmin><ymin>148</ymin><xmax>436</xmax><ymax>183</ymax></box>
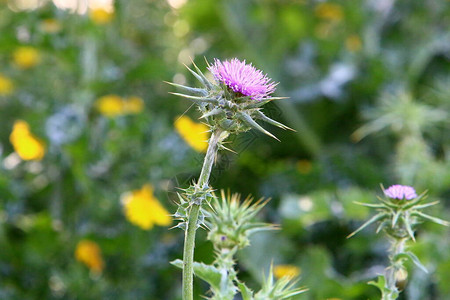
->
<box><xmin>182</xmin><ymin>129</ymin><xmax>223</xmax><ymax>300</ymax></box>
<box><xmin>383</xmin><ymin>238</ymin><xmax>406</xmax><ymax>300</ymax></box>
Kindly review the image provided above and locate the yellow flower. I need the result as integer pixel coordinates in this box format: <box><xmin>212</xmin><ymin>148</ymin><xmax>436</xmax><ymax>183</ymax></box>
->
<box><xmin>95</xmin><ymin>94</ymin><xmax>125</xmax><ymax>117</ymax></box>
<box><xmin>123</xmin><ymin>96</ymin><xmax>145</xmax><ymax>114</ymax></box>
<box><xmin>13</xmin><ymin>46</ymin><xmax>41</xmax><ymax>69</ymax></box>
<box><xmin>75</xmin><ymin>240</ymin><xmax>104</xmax><ymax>273</ymax></box>
<box><xmin>345</xmin><ymin>34</ymin><xmax>362</xmax><ymax>52</ymax></box>
<box><xmin>273</xmin><ymin>265</ymin><xmax>301</xmax><ymax>279</ymax></box>
<box><xmin>315</xmin><ymin>3</ymin><xmax>343</xmax><ymax>22</ymax></box>
<box><xmin>89</xmin><ymin>8</ymin><xmax>114</xmax><ymax>25</ymax></box>
<box><xmin>39</xmin><ymin>18</ymin><xmax>62</xmax><ymax>33</ymax></box>
<box><xmin>10</xmin><ymin>120</ymin><xmax>46</xmax><ymax>161</ymax></box>
<box><xmin>122</xmin><ymin>184</ymin><xmax>172</xmax><ymax>230</ymax></box>
<box><xmin>0</xmin><ymin>74</ymin><xmax>14</xmax><ymax>96</ymax></box>
<box><xmin>174</xmin><ymin>115</ymin><xmax>209</xmax><ymax>153</ymax></box>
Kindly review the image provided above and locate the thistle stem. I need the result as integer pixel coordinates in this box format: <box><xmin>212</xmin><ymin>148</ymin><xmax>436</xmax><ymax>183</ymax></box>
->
<box><xmin>182</xmin><ymin>129</ymin><xmax>223</xmax><ymax>300</ymax></box>
<box><xmin>383</xmin><ymin>237</ymin><xmax>406</xmax><ymax>300</ymax></box>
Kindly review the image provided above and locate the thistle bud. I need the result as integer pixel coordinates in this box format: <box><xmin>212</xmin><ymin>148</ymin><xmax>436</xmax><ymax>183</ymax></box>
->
<box><xmin>348</xmin><ymin>184</ymin><xmax>449</xmax><ymax>241</ymax></box>
<box><xmin>206</xmin><ymin>191</ymin><xmax>275</xmax><ymax>250</ymax></box>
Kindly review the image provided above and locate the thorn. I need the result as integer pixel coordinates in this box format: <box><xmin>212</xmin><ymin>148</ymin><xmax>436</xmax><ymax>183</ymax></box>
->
<box><xmin>238</xmin><ymin>112</ymin><xmax>280</xmax><ymax>141</ymax></box>
<box><xmin>164</xmin><ymin>81</ymin><xmax>208</xmax><ymax>96</ymax></box>
<box><xmin>220</xmin><ymin>144</ymin><xmax>237</xmax><ymax>154</ymax></box>
<box><xmin>169</xmin><ymin>92</ymin><xmax>218</xmax><ymax>103</ymax></box>
<box><xmin>255</xmin><ymin>111</ymin><xmax>295</xmax><ymax>131</ymax></box>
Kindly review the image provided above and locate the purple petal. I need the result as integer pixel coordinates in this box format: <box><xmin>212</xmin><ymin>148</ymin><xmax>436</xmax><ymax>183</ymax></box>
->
<box><xmin>384</xmin><ymin>185</ymin><xmax>417</xmax><ymax>200</ymax></box>
<box><xmin>208</xmin><ymin>58</ymin><xmax>276</xmax><ymax>101</ymax></box>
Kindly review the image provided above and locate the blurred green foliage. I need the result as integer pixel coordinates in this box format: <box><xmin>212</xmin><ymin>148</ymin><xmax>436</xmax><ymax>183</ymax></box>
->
<box><xmin>0</xmin><ymin>0</ymin><xmax>449</xmax><ymax>299</ymax></box>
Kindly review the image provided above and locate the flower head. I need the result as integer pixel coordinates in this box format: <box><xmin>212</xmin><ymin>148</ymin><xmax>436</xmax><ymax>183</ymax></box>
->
<box><xmin>122</xmin><ymin>184</ymin><xmax>172</xmax><ymax>230</ymax></box>
<box><xmin>75</xmin><ymin>240</ymin><xmax>104</xmax><ymax>273</ymax></box>
<box><xmin>13</xmin><ymin>46</ymin><xmax>41</xmax><ymax>69</ymax></box>
<box><xmin>0</xmin><ymin>73</ymin><xmax>14</xmax><ymax>96</ymax></box>
<box><xmin>10</xmin><ymin>120</ymin><xmax>46</xmax><ymax>161</ymax></box>
<box><xmin>384</xmin><ymin>185</ymin><xmax>417</xmax><ymax>200</ymax></box>
<box><xmin>95</xmin><ymin>94</ymin><xmax>144</xmax><ymax>117</ymax></box>
<box><xmin>208</xmin><ymin>58</ymin><xmax>276</xmax><ymax>101</ymax></box>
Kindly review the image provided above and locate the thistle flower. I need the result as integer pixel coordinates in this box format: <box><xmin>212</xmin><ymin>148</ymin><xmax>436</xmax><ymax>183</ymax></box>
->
<box><xmin>208</xmin><ymin>58</ymin><xmax>277</xmax><ymax>101</ymax></box>
<box><xmin>168</xmin><ymin>58</ymin><xmax>292</xmax><ymax>140</ymax></box>
<box><xmin>384</xmin><ymin>185</ymin><xmax>417</xmax><ymax>200</ymax></box>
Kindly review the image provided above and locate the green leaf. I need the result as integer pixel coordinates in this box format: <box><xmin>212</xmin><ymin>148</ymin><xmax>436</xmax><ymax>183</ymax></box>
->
<box><xmin>170</xmin><ymin>259</ymin><xmax>223</xmax><ymax>291</ymax></box>
<box><xmin>237</xmin><ymin>281</ymin><xmax>254</xmax><ymax>300</ymax></box>
<box><xmin>368</xmin><ymin>275</ymin><xmax>386</xmax><ymax>290</ymax></box>
<box><xmin>406</xmin><ymin>251</ymin><xmax>428</xmax><ymax>273</ymax></box>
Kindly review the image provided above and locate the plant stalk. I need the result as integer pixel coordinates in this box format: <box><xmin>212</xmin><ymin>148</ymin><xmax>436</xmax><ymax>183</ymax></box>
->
<box><xmin>182</xmin><ymin>129</ymin><xmax>223</xmax><ymax>300</ymax></box>
<box><xmin>384</xmin><ymin>237</ymin><xmax>406</xmax><ymax>300</ymax></box>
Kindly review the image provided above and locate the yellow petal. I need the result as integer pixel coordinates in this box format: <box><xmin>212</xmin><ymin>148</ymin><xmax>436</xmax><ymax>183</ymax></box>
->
<box><xmin>13</xmin><ymin>46</ymin><xmax>41</xmax><ymax>69</ymax></box>
<box><xmin>174</xmin><ymin>115</ymin><xmax>209</xmax><ymax>152</ymax></box>
<box><xmin>89</xmin><ymin>8</ymin><xmax>114</xmax><ymax>25</ymax></box>
<box><xmin>0</xmin><ymin>74</ymin><xmax>14</xmax><ymax>96</ymax></box>
<box><xmin>75</xmin><ymin>240</ymin><xmax>104</xmax><ymax>273</ymax></box>
<box><xmin>315</xmin><ymin>3</ymin><xmax>343</xmax><ymax>22</ymax></box>
<box><xmin>123</xmin><ymin>184</ymin><xmax>172</xmax><ymax>230</ymax></box>
<box><xmin>123</xmin><ymin>96</ymin><xmax>145</xmax><ymax>114</ymax></box>
<box><xmin>95</xmin><ymin>94</ymin><xmax>125</xmax><ymax>117</ymax></box>
<box><xmin>10</xmin><ymin>120</ymin><xmax>46</xmax><ymax>161</ymax></box>
<box><xmin>346</xmin><ymin>35</ymin><xmax>362</xmax><ymax>52</ymax></box>
<box><xmin>273</xmin><ymin>265</ymin><xmax>301</xmax><ymax>279</ymax></box>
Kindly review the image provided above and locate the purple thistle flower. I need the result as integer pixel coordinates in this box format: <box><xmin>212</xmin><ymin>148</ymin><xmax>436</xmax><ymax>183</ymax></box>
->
<box><xmin>208</xmin><ymin>58</ymin><xmax>277</xmax><ymax>101</ymax></box>
<box><xmin>384</xmin><ymin>184</ymin><xmax>417</xmax><ymax>200</ymax></box>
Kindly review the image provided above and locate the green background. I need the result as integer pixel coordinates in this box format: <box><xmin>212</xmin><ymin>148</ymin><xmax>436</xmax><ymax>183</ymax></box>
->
<box><xmin>1</xmin><ymin>0</ymin><xmax>450</xmax><ymax>299</ymax></box>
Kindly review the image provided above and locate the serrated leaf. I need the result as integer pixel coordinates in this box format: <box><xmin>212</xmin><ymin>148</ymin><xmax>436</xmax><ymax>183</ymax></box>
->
<box><xmin>368</xmin><ymin>275</ymin><xmax>386</xmax><ymax>290</ymax></box>
<box><xmin>171</xmin><ymin>259</ymin><xmax>223</xmax><ymax>291</ymax></box>
<box><xmin>237</xmin><ymin>281</ymin><xmax>254</xmax><ymax>300</ymax></box>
